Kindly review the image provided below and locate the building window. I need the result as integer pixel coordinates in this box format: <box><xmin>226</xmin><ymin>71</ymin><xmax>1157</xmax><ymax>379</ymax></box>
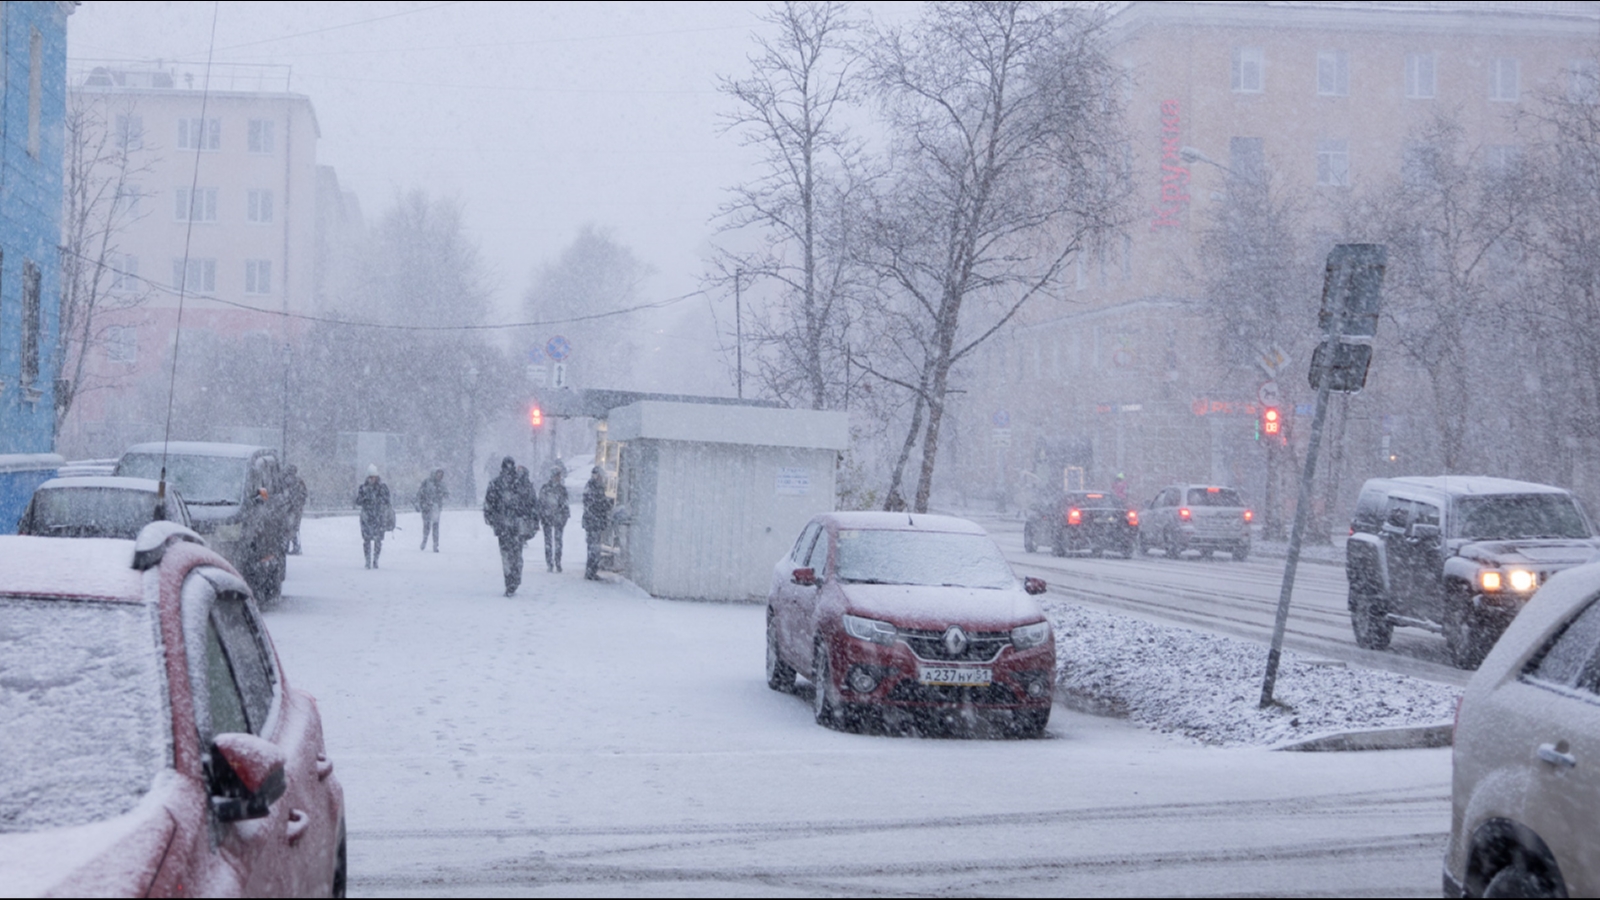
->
<box><xmin>177</xmin><ymin>117</ymin><xmax>221</xmax><ymax>151</ymax></box>
<box><xmin>1570</xmin><ymin>59</ymin><xmax>1600</xmax><ymax>104</ymax></box>
<box><xmin>105</xmin><ymin>325</ymin><xmax>137</xmax><ymax>364</ymax></box>
<box><xmin>1317</xmin><ymin>50</ymin><xmax>1349</xmax><ymax>96</ymax></box>
<box><xmin>109</xmin><ymin>253</ymin><xmax>140</xmax><ymax>292</ymax></box>
<box><xmin>21</xmin><ymin>261</ymin><xmax>40</xmax><ymax>386</ymax></box>
<box><xmin>1406</xmin><ymin>53</ymin><xmax>1436</xmax><ymax>99</ymax></box>
<box><xmin>1229</xmin><ymin>136</ymin><xmax>1265</xmax><ymax>183</ymax></box>
<box><xmin>248</xmin><ymin>118</ymin><xmax>275</xmax><ymax>154</ymax></box>
<box><xmin>174</xmin><ymin>187</ymin><xmax>218</xmax><ymax>222</ymax></box>
<box><xmin>1317</xmin><ymin>139</ymin><xmax>1350</xmax><ymax>187</ymax></box>
<box><xmin>171</xmin><ymin>258</ymin><xmax>216</xmax><ymax>293</ymax></box>
<box><xmin>1490</xmin><ymin>58</ymin><xmax>1521</xmax><ymax>102</ymax></box>
<box><xmin>115</xmin><ymin>114</ymin><xmax>144</xmax><ymax>151</ymax></box>
<box><xmin>1232</xmin><ymin>47</ymin><xmax>1264</xmax><ymax>93</ymax></box>
<box><xmin>246</xmin><ymin>189</ymin><xmax>274</xmax><ymax>224</ymax></box>
<box><xmin>27</xmin><ymin>29</ymin><xmax>41</xmax><ymax>158</ymax></box>
<box><xmin>244</xmin><ymin>260</ymin><xmax>272</xmax><ymax>295</ymax></box>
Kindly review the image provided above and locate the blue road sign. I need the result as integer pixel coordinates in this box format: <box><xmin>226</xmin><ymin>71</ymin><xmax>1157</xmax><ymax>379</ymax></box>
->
<box><xmin>992</xmin><ymin>410</ymin><xmax>1010</xmax><ymax>428</ymax></box>
<box><xmin>546</xmin><ymin>335</ymin><xmax>572</xmax><ymax>362</ymax></box>
<box><xmin>527</xmin><ymin>346</ymin><xmax>545</xmax><ymax>364</ymax></box>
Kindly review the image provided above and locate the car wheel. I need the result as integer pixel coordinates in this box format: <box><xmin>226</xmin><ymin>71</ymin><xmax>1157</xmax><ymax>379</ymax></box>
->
<box><xmin>1023</xmin><ymin>522</ymin><xmax>1037</xmax><ymax>554</ymax></box>
<box><xmin>1348</xmin><ymin>586</ymin><xmax>1393</xmax><ymax>651</ymax></box>
<box><xmin>811</xmin><ymin>641</ymin><xmax>838</xmax><ymax>726</ymax></box>
<box><xmin>1199</xmin><ymin>548</ymin><xmax>1214</xmax><ymax>559</ymax></box>
<box><xmin>1012</xmin><ymin>708</ymin><xmax>1050</xmax><ymax>738</ymax></box>
<box><xmin>1121</xmin><ymin>541</ymin><xmax>1137</xmax><ymax>559</ymax></box>
<box><xmin>1136</xmin><ymin>532</ymin><xmax>1150</xmax><ymax>556</ymax></box>
<box><xmin>1484</xmin><ymin>862</ymin><xmax>1562</xmax><ymax>899</ymax></box>
<box><xmin>332</xmin><ymin>826</ymin><xmax>348</xmax><ymax>898</ymax></box>
<box><xmin>1445</xmin><ymin>593</ymin><xmax>1492</xmax><ymax>670</ymax></box>
<box><xmin>766</xmin><ymin>615</ymin><xmax>796</xmax><ymax>692</ymax></box>
<box><xmin>1231</xmin><ymin>544</ymin><xmax>1250</xmax><ymax>562</ymax></box>
<box><xmin>1163</xmin><ymin>529</ymin><xmax>1181</xmax><ymax>559</ymax></box>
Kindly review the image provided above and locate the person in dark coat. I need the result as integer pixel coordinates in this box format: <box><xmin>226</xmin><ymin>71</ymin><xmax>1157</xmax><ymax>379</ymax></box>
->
<box><xmin>283</xmin><ymin>464</ymin><xmax>308</xmax><ymax>555</ymax></box>
<box><xmin>484</xmin><ymin>457</ymin><xmax>535</xmax><ymax>595</ymax></box>
<box><xmin>354</xmin><ymin>465</ymin><xmax>393</xmax><ymax>569</ymax></box>
<box><xmin>537</xmin><ymin>465</ymin><xmax>570</xmax><ymax>573</ymax></box>
<box><xmin>416</xmin><ymin>468</ymin><xmax>449</xmax><ymax>552</ymax></box>
<box><xmin>582</xmin><ymin>466</ymin><xmax>613</xmax><ymax>581</ymax></box>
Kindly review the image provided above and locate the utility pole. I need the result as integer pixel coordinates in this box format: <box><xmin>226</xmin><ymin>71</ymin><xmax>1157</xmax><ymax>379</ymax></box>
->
<box><xmin>735</xmin><ymin>270</ymin><xmax>744</xmax><ymax>400</ymax></box>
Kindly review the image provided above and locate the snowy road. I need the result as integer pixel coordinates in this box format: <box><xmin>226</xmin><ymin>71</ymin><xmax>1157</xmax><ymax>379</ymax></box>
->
<box><xmin>988</xmin><ymin>521</ymin><xmax>1471</xmax><ymax>688</ymax></box>
<box><xmin>263</xmin><ymin>511</ymin><xmax>1452</xmax><ymax>896</ymax></box>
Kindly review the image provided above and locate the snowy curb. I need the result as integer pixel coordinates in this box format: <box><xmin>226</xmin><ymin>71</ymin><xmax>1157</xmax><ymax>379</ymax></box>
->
<box><xmin>1271</xmin><ymin>722</ymin><xmax>1454</xmax><ymax>752</ymax></box>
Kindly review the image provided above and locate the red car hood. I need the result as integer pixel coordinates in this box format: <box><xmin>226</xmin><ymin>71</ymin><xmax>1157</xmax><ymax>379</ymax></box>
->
<box><xmin>841</xmin><ymin>583</ymin><xmax>1044</xmax><ymax>631</ymax></box>
<box><xmin>0</xmin><ymin>774</ymin><xmax>176</xmax><ymax>898</ymax></box>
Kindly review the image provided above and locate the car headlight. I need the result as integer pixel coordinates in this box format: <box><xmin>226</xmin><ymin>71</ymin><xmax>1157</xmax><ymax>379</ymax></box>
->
<box><xmin>1480</xmin><ymin>569</ymin><xmax>1539</xmax><ymax>593</ymax></box>
<box><xmin>1508</xmin><ymin>569</ymin><xmax>1538</xmax><ymax>592</ymax></box>
<box><xmin>842</xmin><ymin>614</ymin><xmax>898</xmax><ymax>646</ymax></box>
<box><xmin>1011</xmin><ymin>621</ymin><xmax>1051</xmax><ymax>650</ymax></box>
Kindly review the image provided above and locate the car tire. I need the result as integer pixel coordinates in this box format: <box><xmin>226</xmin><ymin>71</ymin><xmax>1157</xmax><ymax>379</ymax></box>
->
<box><xmin>1023</xmin><ymin>522</ymin><xmax>1037</xmax><ymax>554</ymax></box>
<box><xmin>1445</xmin><ymin>593</ymin><xmax>1492</xmax><ymax>670</ymax></box>
<box><xmin>1052</xmin><ymin>533</ymin><xmax>1067</xmax><ymax>557</ymax></box>
<box><xmin>1199</xmin><ymin>548</ymin><xmax>1214</xmax><ymax>559</ymax></box>
<box><xmin>1121</xmin><ymin>541</ymin><xmax>1137</xmax><ymax>559</ymax></box>
<box><xmin>1231</xmin><ymin>544</ymin><xmax>1249</xmax><ymax>562</ymax></box>
<box><xmin>766</xmin><ymin>616</ymin><xmax>796</xmax><ymax>692</ymax></box>
<box><xmin>1484</xmin><ymin>862</ymin><xmax>1562</xmax><ymax>899</ymax></box>
<box><xmin>1012</xmin><ymin>708</ymin><xmax>1050</xmax><ymax>738</ymax></box>
<box><xmin>1164</xmin><ymin>529</ymin><xmax>1181</xmax><ymax>559</ymax></box>
<box><xmin>812</xmin><ymin>641</ymin><xmax>837</xmax><ymax>726</ymax></box>
<box><xmin>1348</xmin><ymin>586</ymin><xmax>1393</xmax><ymax>651</ymax></box>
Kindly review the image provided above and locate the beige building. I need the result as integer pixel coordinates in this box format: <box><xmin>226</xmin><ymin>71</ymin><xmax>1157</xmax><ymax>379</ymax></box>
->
<box><xmin>953</xmin><ymin>1</ymin><xmax>1600</xmax><ymax>523</ymax></box>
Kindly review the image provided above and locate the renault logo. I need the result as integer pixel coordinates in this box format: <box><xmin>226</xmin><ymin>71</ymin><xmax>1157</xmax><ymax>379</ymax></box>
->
<box><xmin>943</xmin><ymin>626</ymin><xmax>968</xmax><ymax>656</ymax></box>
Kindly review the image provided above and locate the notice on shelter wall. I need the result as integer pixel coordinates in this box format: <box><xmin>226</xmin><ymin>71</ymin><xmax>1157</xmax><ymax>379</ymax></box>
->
<box><xmin>776</xmin><ymin>467</ymin><xmax>811</xmax><ymax>496</ymax></box>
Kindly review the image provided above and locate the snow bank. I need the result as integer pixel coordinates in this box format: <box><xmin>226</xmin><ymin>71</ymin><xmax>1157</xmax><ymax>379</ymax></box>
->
<box><xmin>1045</xmin><ymin>599</ymin><xmax>1459</xmax><ymax>747</ymax></box>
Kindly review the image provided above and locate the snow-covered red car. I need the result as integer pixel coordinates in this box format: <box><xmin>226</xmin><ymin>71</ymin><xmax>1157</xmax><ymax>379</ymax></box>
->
<box><xmin>0</xmin><ymin>522</ymin><xmax>345</xmax><ymax>897</ymax></box>
<box><xmin>765</xmin><ymin>512</ymin><xmax>1055</xmax><ymax>736</ymax></box>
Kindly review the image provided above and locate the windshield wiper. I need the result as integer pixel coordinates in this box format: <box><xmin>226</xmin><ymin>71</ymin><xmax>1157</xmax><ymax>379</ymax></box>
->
<box><xmin>839</xmin><ymin>577</ymin><xmax>891</xmax><ymax>584</ymax></box>
<box><xmin>185</xmin><ymin>499</ymin><xmax>238</xmax><ymax>506</ymax></box>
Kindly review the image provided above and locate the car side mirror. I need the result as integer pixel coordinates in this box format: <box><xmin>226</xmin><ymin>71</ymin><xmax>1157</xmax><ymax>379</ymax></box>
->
<box><xmin>792</xmin><ymin>567</ymin><xmax>817</xmax><ymax>587</ymax></box>
<box><xmin>208</xmin><ymin>732</ymin><xmax>287</xmax><ymax>823</ymax></box>
<box><xmin>1024</xmin><ymin>577</ymin><xmax>1047</xmax><ymax>595</ymax></box>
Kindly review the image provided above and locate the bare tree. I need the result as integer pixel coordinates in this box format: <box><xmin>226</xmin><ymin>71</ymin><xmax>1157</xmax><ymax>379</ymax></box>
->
<box><xmin>857</xmin><ymin>1</ymin><xmax>1129</xmax><ymax>512</ymax></box>
<box><xmin>524</xmin><ymin>225</ymin><xmax>653</xmax><ymax>391</ymax></box>
<box><xmin>715</xmin><ymin>1</ymin><xmax>865</xmax><ymax>410</ymax></box>
<box><xmin>54</xmin><ymin>91</ymin><xmax>157</xmax><ymax>437</ymax></box>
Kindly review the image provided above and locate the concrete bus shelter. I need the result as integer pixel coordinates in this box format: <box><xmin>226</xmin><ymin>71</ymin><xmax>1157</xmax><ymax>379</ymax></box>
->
<box><xmin>606</xmin><ymin>399</ymin><xmax>849</xmax><ymax>602</ymax></box>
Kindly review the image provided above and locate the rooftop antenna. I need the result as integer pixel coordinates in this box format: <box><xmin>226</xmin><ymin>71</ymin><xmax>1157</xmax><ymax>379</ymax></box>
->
<box><xmin>158</xmin><ymin>1</ymin><xmax>220</xmax><ymax>497</ymax></box>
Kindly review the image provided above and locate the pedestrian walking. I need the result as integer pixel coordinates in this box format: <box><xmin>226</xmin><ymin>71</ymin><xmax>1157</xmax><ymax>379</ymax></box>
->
<box><xmin>283</xmin><ymin>464</ymin><xmax>308</xmax><ymax>555</ymax></box>
<box><xmin>484</xmin><ymin>457</ymin><xmax>535</xmax><ymax>595</ymax></box>
<box><xmin>537</xmin><ymin>465</ymin><xmax>570</xmax><ymax>573</ymax></box>
<box><xmin>416</xmin><ymin>467</ymin><xmax>449</xmax><ymax>552</ymax></box>
<box><xmin>354</xmin><ymin>465</ymin><xmax>394</xmax><ymax>569</ymax></box>
<box><xmin>582</xmin><ymin>466</ymin><xmax>613</xmax><ymax>581</ymax></box>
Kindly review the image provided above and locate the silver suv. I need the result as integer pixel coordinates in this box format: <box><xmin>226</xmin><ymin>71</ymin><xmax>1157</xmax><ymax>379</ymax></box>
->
<box><xmin>1137</xmin><ymin>484</ymin><xmax>1252</xmax><ymax>561</ymax></box>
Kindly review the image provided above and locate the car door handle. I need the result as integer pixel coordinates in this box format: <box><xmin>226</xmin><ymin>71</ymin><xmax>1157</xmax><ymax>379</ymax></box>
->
<box><xmin>315</xmin><ymin>753</ymin><xmax>334</xmax><ymax>780</ymax></box>
<box><xmin>1538</xmin><ymin>743</ymin><xmax>1577</xmax><ymax>769</ymax></box>
<box><xmin>286</xmin><ymin>808</ymin><xmax>311</xmax><ymax>843</ymax></box>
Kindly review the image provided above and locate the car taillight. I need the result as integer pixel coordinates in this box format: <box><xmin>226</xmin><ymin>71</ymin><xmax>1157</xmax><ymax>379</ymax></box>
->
<box><xmin>1243</xmin><ymin>510</ymin><xmax>1253</xmax><ymax>523</ymax></box>
<box><xmin>1067</xmin><ymin>507</ymin><xmax>1082</xmax><ymax>525</ymax></box>
<box><xmin>1127</xmin><ymin>509</ymin><xmax>1139</xmax><ymax>527</ymax></box>
<box><xmin>1178</xmin><ymin>507</ymin><xmax>1192</xmax><ymax>521</ymax></box>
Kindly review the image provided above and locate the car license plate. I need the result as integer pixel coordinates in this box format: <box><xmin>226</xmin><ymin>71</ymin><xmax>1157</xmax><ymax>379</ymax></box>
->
<box><xmin>918</xmin><ymin>665</ymin><xmax>992</xmax><ymax>686</ymax></box>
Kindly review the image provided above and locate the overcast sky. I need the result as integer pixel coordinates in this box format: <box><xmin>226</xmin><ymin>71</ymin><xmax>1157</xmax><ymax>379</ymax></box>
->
<box><xmin>68</xmin><ymin>1</ymin><xmax>910</xmax><ymax>393</ymax></box>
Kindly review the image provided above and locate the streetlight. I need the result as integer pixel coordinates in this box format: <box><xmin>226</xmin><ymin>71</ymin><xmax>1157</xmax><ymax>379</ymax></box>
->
<box><xmin>464</xmin><ymin>363</ymin><xmax>479</xmax><ymax>504</ymax></box>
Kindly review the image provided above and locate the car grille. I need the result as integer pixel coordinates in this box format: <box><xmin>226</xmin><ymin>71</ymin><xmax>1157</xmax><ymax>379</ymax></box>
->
<box><xmin>899</xmin><ymin>628</ymin><xmax>1010</xmax><ymax>663</ymax></box>
<box><xmin>887</xmin><ymin>681</ymin><xmax>1020</xmax><ymax>705</ymax></box>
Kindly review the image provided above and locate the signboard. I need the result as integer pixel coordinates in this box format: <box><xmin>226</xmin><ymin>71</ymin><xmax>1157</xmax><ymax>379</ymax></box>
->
<box><xmin>1318</xmin><ymin>243</ymin><xmax>1386</xmax><ymax>338</ymax></box>
<box><xmin>545</xmin><ymin>335</ymin><xmax>572</xmax><ymax>362</ymax></box>
<box><xmin>527</xmin><ymin>346</ymin><xmax>545</xmax><ymax>364</ymax></box>
<box><xmin>525</xmin><ymin>364</ymin><xmax>548</xmax><ymax>387</ymax></box>
<box><xmin>991</xmin><ymin>410</ymin><xmax>1010</xmax><ymax>428</ymax></box>
<box><xmin>552</xmin><ymin>363</ymin><xmax>568</xmax><ymax>388</ymax></box>
<box><xmin>1257</xmin><ymin>346</ymin><xmax>1290</xmax><ymax>376</ymax></box>
<box><xmin>991</xmin><ymin>428</ymin><xmax>1012</xmax><ymax>448</ymax></box>
<box><xmin>775</xmin><ymin>467</ymin><xmax>811</xmax><ymax>496</ymax></box>
<box><xmin>1308</xmin><ymin>341</ymin><xmax>1373</xmax><ymax>393</ymax></box>
<box><xmin>1257</xmin><ymin>380</ymin><xmax>1281</xmax><ymax>406</ymax></box>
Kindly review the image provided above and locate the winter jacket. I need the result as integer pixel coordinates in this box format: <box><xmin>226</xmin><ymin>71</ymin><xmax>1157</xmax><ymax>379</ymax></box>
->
<box><xmin>416</xmin><ymin>475</ymin><xmax>449</xmax><ymax>514</ymax></box>
<box><xmin>582</xmin><ymin>476</ymin><xmax>613</xmax><ymax>533</ymax></box>
<box><xmin>538</xmin><ymin>481</ymin><xmax>570</xmax><ymax>528</ymax></box>
<box><xmin>484</xmin><ymin>462</ymin><xmax>535</xmax><ymax>538</ymax></box>
<box><xmin>355</xmin><ymin>480</ymin><xmax>394</xmax><ymax>537</ymax></box>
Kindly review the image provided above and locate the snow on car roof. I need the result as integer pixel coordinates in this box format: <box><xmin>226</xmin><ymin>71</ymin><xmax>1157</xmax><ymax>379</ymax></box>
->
<box><xmin>119</xmin><ymin>441</ymin><xmax>266</xmax><ymax>459</ymax></box>
<box><xmin>0</xmin><ymin>536</ymin><xmax>144</xmax><ymax>601</ymax></box>
<box><xmin>35</xmin><ymin>476</ymin><xmax>165</xmax><ymax>493</ymax></box>
<box><xmin>1387</xmin><ymin>475</ymin><xmax>1571</xmax><ymax>496</ymax></box>
<box><xmin>824</xmin><ymin>511</ymin><xmax>989</xmax><ymax>534</ymax></box>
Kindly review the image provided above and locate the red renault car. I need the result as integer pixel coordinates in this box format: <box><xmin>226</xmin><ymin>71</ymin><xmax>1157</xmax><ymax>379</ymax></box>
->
<box><xmin>0</xmin><ymin>522</ymin><xmax>345</xmax><ymax>897</ymax></box>
<box><xmin>765</xmin><ymin>512</ymin><xmax>1055</xmax><ymax>736</ymax></box>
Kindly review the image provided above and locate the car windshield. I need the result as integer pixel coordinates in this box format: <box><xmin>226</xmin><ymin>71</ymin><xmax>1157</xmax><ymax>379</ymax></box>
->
<box><xmin>118</xmin><ymin>453</ymin><xmax>246</xmax><ymax>505</ymax></box>
<box><xmin>28</xmin><ymin>488</ymin><xmax>163</xmax><ymax>539</ymax></box>
<box><xmin>1186</xmin><ymin>488</ymin><xmax>1244</xmax><ymax>507</ymax></box>
<box><xmin>834</xmin><ymin>529</ymin><xmax>1016</xmax><ymax>590</ymax></box>
<box><xmin>0</xmin><ymin>597</ymin><xmax>169</xmax><ymax>833</ymax></box>
<box><xmin>1455</xmin><ymin>494</ymin><xmax>1593</xmax><ymax>541</ymax></box>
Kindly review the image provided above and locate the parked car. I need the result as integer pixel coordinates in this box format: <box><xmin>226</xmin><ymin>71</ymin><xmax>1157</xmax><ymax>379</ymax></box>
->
<box><xmin>17</xmin><ymin>475</ymin><xmax>191</xmax><ymax>538</ymax></box>
<box><xmin>0</xmin><ymin>521</ymin><xmax>345</xmax><ymax>897</ymax></box>
<box><xmin>1138</xmin><ymin>484</ymin><xmax>1253</xmax><ymax>560</ymax></box>
<box><xmin>1024</xmin><ymin>489</ymin><xmax>1139</xmax><ymax>557</ymax></box>
<box><xmin>115</xmin><ymin>442</ymin><xmax>293</xmax><ymax>601</ymax></box>
<box><xmin>765</xmin><ymin>512</ymin><xmax>1054</xmax><ymax>736</ymax></box>
<box><xmin>1345</xmin><ymin>476</ymin><xmax>1600</xmax><ymax>669</ymax></box>
<box><xmin>1444</xmin><ymin>560</ymin><xmax>1600</xmax><ymax>898</ymax></box>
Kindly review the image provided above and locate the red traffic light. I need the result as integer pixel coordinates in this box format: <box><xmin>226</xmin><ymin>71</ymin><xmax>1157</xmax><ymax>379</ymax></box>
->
<box><xmin>529</xmin><ymin>405</ymin><xmax>544</xmax><ymax>428</ymax></box>
<box><xmin>1261</xmin><ymin>406</ymin><xmax>1281</xmax><ymax>436</ymax></box>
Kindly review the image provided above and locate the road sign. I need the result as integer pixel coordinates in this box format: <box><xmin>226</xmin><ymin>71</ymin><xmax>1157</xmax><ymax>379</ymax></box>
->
<box><xmin>1318</xmin><ymin>243</ymin><xmax>1386</xmax><ymax>338</ymax></box>
<box><xmin>992</xmin><ymin>410</ymin><xmax>1010</xmax><ymax>428</ymax></box>
<box><xmin>1308</xmin><ymin>341</ymin><xmax>1372</xmax><ymax>393</ymax></box>
<box><xmin>527</xmin><ymin>346</ymin><xmax>545</xmax><ymax>364</ymax></box>
<box><xmin>552</xmin><ymin>363</ymin><xmax>568</xmax><ymax>388</ymax></box>
<box><xmin>1257</xmin><ymin>380</ymin><xmax>1281</xmax><ymax>406</ymax></box>
<box><xmin>545</xmin><ymin>335</ymin><xmax>572</xmax><ymax>362</ymax></box>
<box><xmin>991</xmin><ymin>428</ymin><xmax>1012</xmax><ymax>448</ymax></box>
<box><xmin>525</xmin><ymin>364</ymin><xmax>548</xmax><ymax>387</ymax></box>
<box><xmin>1256</xmin><ymin>346</ymin><xmax>1291</xmax><ymax>376</ymax></box>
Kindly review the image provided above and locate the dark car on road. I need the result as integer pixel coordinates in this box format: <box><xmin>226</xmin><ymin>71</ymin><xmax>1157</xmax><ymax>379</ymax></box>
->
<box><xmin>1345</xmin><ymin>476</ymin><xmax>1600</xmax><ymax>669</ymax></box>
<box><xmin>1138</xmin><ymin>484</ymin><xmax>1253</xmax><ymax>560</ymax></box>
<box><xmin>115</xmin><ymin>442</ymin><xmax>294</xmax><ymax>601</ymax></box>
<box><xmin>1024</xmin><ymin>490</ymin><xmax>1139</xmax><ymax>558</ymax></box>
<box><xmin>17</xmin><ymin>475</ymin><xmax>191</xmax><ymax>538</ymax></box>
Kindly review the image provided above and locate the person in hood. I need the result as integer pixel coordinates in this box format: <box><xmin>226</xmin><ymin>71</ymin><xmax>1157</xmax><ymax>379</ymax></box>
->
<box><xmin>415</xmin><ymin>468</ymin><xmax>449</xmax><ymax>552</ymax></box>
<box><xmin>484</xmin><ymin>457</ymin><xmax>534</xmax><ymax>595</ymax></box>
<box><xmin>283</xmin><ymin>464</ymin><xmax>308</xmax><ymax>555</ymax></box>
<box><xmin>582</xmin><ymin>466</ymin><xmax>613</xmax><ymax>581</ymax></box>
<box><xmin>354</xmin><ymin>465</ymin><xmax>394</xmax><ymax>569</ymax></box>
<box><xmin>537</xmin><ymin>465</ymin><xmax>570</xmax><ymax>573</ymax></box>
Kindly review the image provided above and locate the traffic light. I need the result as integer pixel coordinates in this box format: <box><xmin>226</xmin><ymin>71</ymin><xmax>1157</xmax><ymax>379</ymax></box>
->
<box><xmin>529</xmin><ymin>405</ymin><xmax>544</xmax><ymax>428</ymax></box>
<box><xmin>1261</xmin><ymin>406</ymin><xmax>1281</xmax><ymax>437</ymax></box>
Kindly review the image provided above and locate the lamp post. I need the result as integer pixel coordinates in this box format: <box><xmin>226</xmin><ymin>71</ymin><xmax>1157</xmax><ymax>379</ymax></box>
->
<box><xmin>464</xmin><ymin>363</ymin><xmax>479</xmax><ymax>504</ymax></box>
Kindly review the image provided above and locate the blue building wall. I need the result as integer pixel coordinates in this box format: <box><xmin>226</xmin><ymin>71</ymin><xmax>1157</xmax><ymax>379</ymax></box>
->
<box><xmin>0</xmin><ymin>2</ymin><xmax>71</xmax><ymax>528</ymax></box>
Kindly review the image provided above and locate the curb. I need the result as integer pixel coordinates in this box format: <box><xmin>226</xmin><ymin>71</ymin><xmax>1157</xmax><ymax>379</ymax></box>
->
<box><xmin>1272</xmin><ymin>722</ymin><xmax>1453</xmax><ymax>752</ymax></box>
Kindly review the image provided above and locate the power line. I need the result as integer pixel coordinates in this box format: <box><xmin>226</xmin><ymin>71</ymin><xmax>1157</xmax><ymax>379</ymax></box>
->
<box><xmin>203</xmin><ymin>2</ymin><xmax>462</xmax><ymax>54</ymax></box>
